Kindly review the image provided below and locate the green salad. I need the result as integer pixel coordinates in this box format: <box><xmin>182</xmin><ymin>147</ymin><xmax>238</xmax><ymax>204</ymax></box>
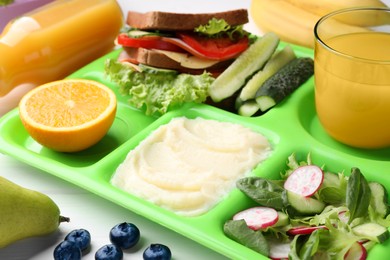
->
<box><xmin>224</xmin><ymin>153</ymin><xmax>390</xmax><ymax>259</ymax></box>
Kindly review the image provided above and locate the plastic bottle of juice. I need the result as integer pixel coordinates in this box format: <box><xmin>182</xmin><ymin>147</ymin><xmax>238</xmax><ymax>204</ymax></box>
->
<box><xmin>0</xmin><ymin>0</ymin><xmax>123</xmax><ymax>115</ymax></box>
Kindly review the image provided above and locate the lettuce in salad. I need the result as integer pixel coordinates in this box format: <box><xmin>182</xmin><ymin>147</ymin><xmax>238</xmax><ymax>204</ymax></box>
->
<box><xmin>104</xmin><ymin>59</ymin><xmax>213</xmax><ymax>116</ymax></box>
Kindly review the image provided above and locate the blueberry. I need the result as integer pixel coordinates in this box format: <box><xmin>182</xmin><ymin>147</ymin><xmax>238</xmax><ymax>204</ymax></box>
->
<box><xmin>53</xmin><ymin>240</ymin><xmax>82</xmax><ymax>260</ymax></box>
<box><xmin>109</xmin><ymin>222</ymin><xmax>140</xmax><ymax>249</ymax></box>
<box><xmin>95</xmin><ymin>244</ymin><xmax>123</xmax><ymax>260</ymax></box>
<box><xmin>143</xmin><ymin>243</ymin><xmax>172</xmax><ymax>260</ymax></box>
<box><xmin>65</xmin><ymin>229</ymin><xmax>91</xmax><ymax>251</ymax></box>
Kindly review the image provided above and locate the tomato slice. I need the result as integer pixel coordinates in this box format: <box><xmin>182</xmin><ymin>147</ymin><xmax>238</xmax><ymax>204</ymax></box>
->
<box><xmin>176</xmin><ymin>32</ymin><xmax>249</xmax><ymax>60</ymax></box>
<box><xmin>117</xmin><ymin>33</ymin><xmax>185</xmax><ymax>52</ymax></box>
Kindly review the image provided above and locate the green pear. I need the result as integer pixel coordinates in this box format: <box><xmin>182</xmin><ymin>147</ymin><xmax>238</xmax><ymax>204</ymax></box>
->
<box><xmin>0</xmin><ymin>176</ymin><xmax>69</xmax><ymax>248</ymax></box>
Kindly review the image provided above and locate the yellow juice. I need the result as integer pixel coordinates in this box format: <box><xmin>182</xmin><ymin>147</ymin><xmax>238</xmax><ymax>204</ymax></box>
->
<box><xmin>0</xmin><ymin>0</ymin><xmax>123</xmax><ymax>97</ymax></box>
<box><xmin>315</xmin><ymin>32</ymin><xmax>390</xmax><ymax>148</ymax></box>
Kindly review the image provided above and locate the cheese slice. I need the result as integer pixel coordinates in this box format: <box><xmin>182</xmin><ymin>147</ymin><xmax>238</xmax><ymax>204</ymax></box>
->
<box><xmin>154</xmin><ymin>49</ymin><xmax>220</xmax><ymax>69</ymax></box>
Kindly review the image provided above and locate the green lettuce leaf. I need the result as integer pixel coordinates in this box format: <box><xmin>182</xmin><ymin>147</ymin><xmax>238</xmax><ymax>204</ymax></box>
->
<box><xmin>224</xmin><ymin>219</ymin><xmax>270</xmax><ymax>257</ymax></box>
<box><xmin>346</xmin><ymin>168</ymin><xmax>371</xmax><ymax>223</ymax></box>
<box><xmin>194</xmin><ymin>18</ymin><xmax>247</xmax><ymax>40</ymax></box>
<box><xmin>104</xmin><ymin>59</ymin><xmax>214</xmax><ymax>116</ymax></box>
<box><xmin>236</xmin><ymin>177</ymin><xmax>286</xmax><ymax>211</ymax></box>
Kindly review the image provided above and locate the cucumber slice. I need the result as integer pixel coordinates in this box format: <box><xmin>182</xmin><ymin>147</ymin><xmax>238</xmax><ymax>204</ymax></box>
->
<box><xmin>255</xmin><ymin>57</ymin><xmax>314</xmax><ymax>111</ymax></box>
<box><xmin>209</xmin><ymin>32</ymin><xmax>280</xmax><ymax>102</ymax></box>
<box><xmin>138</xmin><ymin>63</ymin><xmax>178</xmax><ymax>76</ymax></box>
<box><xmin>239</xmin><ymin>45</ymin><xmax>296</xmax><ymax>101</ymax></box>
<box><xmin>126</xmin><ymin>29</ymin><xmax>170</xmax><ymax>38</ymax></box>
<box><xmin>255</xmin><ymin>96</ymin><xmax>275</xmax><ymax>112</ymax></box>
<box><xmin>237</xmin><ymin>100</ymin><xmax>260</xmax><ymax>117</ymax></box>
<box><xmin>369</xmin><ymin>182</ymin><xmax>389</xmax><ymax>218</ymax></box>
<box><xmin>272</xmin><ymin>211</ymin><xmax>289</xmax><ymax>227</ymax></box>
<box><xmin>286</xmin><ymin>191</ymin><xmax>325</xmax><ymax>215</ymax></box>
<box><xmin>234</xmin><ymin>96</ymin><xmax>244</xmax><ymax>110</ymax></box>
<box><xmin>352</xmin><ymin>222</ymin><xmax>390</xmax><ymax>243</ymax></box>
<box><xmin>322</xmin><ymin>171</ymin><xmax>341</xmax><ymax>187</ymax></box>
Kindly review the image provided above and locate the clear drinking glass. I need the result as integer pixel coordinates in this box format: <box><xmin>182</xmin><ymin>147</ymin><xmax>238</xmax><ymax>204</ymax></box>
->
<box><xmin>314</xmin><ymin>7</ymin><xmax>390</xmax><ymax>149</ymax></box>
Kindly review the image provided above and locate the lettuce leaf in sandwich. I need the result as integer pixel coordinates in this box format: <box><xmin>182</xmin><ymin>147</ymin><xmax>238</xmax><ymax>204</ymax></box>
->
<box><xmin>105</xmin><ymin>59</ymin><xmax>214</xmax><ymax>116</ymax></box>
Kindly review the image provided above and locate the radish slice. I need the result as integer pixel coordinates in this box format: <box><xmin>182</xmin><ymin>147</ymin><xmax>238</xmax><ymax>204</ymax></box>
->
<box><xmin>268</xmin><ymin>239</ymin><xmax>291</xmax><ymax>259</ymax></box>
<box><xmin>338</xmin><ymin>210</ymin><xmax>350</xmax><ymax>223</ymax></box>
<box><xmin>284</xmin><ymin>165</ymin><xmax>324</xmax><ymax>197</ymax></box>
<box><xmin>287</xmin><ymin>226</ymin><xmax>327</xmax><ymax>236</ymax></box>
<box><xmin>344</xmin><ymin>242</ymin><xmax>367</xmax><ymax>260</ymax></box>
<box><xmin>233</xmin><ymin>207</ymin><xmax>279</xmax><ymax>230</ymax></box>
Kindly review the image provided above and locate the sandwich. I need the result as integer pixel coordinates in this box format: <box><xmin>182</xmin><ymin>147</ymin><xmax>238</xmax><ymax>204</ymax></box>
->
<box><xmin>116</xmin><ymin>9</ymin><xmax>250</xmax><ymax>76</ymax></box>
<box><xmin>105</xmin><ymin>9</ymin><xmax>252</xmax><ymax>116</ymax></box>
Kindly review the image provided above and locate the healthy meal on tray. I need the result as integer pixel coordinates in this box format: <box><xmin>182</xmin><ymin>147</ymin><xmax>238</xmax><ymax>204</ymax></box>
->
<box><xmin>0</xmin><ymin>0</ymin><xmax>389</xmax><ymax>259</ymax></box>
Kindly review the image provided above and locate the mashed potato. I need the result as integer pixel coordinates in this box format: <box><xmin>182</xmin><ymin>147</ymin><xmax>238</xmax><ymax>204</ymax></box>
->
<box><xmin>111</xmin><ymin>117</ymin><xmax>272</xmax><ymax>216</ymax></box>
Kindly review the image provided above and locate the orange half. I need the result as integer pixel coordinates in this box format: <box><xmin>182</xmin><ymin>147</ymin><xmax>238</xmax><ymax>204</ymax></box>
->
<box><xmin>19</xmin><ymin>79</ymin><xmax>117</xmax><ymax>152</ymax></box>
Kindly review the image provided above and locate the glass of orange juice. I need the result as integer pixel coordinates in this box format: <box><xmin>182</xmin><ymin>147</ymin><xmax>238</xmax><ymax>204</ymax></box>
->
<box><xmin>314</xmin><ymin>7</ymin><xmax>390</xmax><ymax>149</ymax></box>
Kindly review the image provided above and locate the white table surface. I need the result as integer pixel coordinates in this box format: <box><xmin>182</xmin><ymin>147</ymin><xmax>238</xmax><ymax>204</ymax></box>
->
<box><xmin>0</xmin><ymin>1</ymin><xmax>255</xmax><ymax>259</ymax></box>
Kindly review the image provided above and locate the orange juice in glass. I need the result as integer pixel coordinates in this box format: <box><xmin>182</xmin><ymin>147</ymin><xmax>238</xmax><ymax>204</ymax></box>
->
<box><xmin>314</xmin><ymin>7</ymin><xmax>390</xmax><ymax>149</ymax></box>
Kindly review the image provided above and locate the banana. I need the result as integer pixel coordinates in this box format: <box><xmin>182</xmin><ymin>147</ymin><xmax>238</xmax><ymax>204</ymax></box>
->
<box><xmin>250</xmin><ymin>0</ymin><xmax>323</xmax><ymax>48</ymax></box>
<box><xmin>251</xmin><ymin>0</ymin><xmax>371</xmax><ymax>48</ymax></box>
<box><xmin>286</xmin><ymin>0</ymin><xmax>387</xmax><ymax>16</ymax></box>
<box><xmin>286</xmin><ymin>0</ymin><xmax>390</xmax><ymax>26</ymax></box>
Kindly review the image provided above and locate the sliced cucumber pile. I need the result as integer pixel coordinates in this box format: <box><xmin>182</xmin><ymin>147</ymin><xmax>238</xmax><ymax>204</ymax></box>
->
<box><xmin>209</xmin><ymin>32</ymin><xmax>280</xmax><ymax>102</ymax></box>
<box><xmin>208</xmin><ymin>32</ymin><xmax>314</xmax><ymax>117</ymax></box>
<box><xmin>239</xmin><ymin>45</ymin><xmax>296</xmax><ymax>102</ymax></box>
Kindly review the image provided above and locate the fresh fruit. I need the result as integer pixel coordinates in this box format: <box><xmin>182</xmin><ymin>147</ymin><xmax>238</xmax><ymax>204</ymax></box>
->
<box><xmin>143</xmin><ymin>243</ymin><xmax>172</xmax><ymax>260</ymax></box>
<box><xmin>233</xmin><ymin>207</ymin><xmax>279</xmax><ymax>230</ymax></box>
<box><xmin>18</xmin><ymin>78</ymin><xmax>117</xmax><ymax>152</ymax></box>
<box><xmin>283</xmin><ymin>165</ymin><xmax>323</xmax><ymax>197</ymax></box>
<box><xmin>286</xmin><ymin>0</ymin><xmax>388</xmax><ymax>26</ymax></box>
<box><xmin>0</xmin><ymin>176</ymin><xmax>69</xmax><ymax>248</ymax></box>
<box><xmin>250</xmin><ymin>0</ymin><xmax>370</xmax><ymax>48</ymax></box>
<box><xmin>109</xmin><ymin>222</ymin><xmax>140</xmax><ymax>249</ymax></box>
<box><xmin>64</xmin><ymin>229</ymin><xmax>91</xmax><ymax>251</ymax></box>
<box><xmin>53</xmin><ymin>240</ymin><xmax>82</xmax><ymax>260</ymax></box>
<box><xmin>251</xmin><ymin>0</ymin><xmax>320</xmax><ymax>48</ymax></box>
<box><xmin>95</xmin><ymin>244</ymin><xmax>123</xmax><ymax>260</ymax></box>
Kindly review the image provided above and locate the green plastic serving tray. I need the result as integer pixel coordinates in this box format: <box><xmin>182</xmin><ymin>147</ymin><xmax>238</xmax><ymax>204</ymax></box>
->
<box><xmin>0</xmin><ymin>44</ymin><xmax>389</xmax><ymax>259</ymax></box>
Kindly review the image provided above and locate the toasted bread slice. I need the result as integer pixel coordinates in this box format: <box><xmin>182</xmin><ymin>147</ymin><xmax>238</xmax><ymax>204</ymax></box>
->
<box><xmin>126</xmin><ymin>9</ymin><xmax>248</xmax><ymax>31</ymax></box>
<box><xmin>119</xmin><ymin>47</ymin><xmax>233</xmax><ymax>75</ymax></box>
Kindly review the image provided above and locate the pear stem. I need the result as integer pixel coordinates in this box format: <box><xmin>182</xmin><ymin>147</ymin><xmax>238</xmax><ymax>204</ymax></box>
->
<box><xmin>59</xmin><ymin>216</ymin><xmax>70</xmax><ymax>223</ymax></box>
